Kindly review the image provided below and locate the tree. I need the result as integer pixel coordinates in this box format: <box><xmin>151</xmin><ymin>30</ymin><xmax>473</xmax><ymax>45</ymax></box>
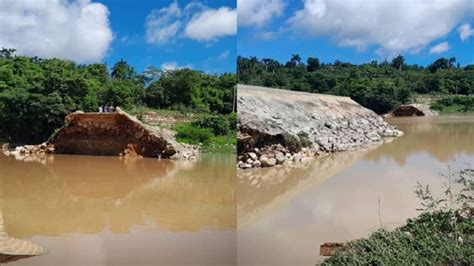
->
<box><xmin>111</xmin><ymin>59</ymin><xmax>136</xmax><ymax>80</ymax></box>
<box><xmin>286</xmin><ymin>54</ymin><xmax>302</xmax><ymax>67</ymax></box>
<box><xmin>391</xmin><ymin>54</ymin><xmax>405</xmax><ymax>71</ymax></box>
<box><xmin>0</xmin><ymin>48</ymin><xmax>16</xmax><ymax>59</ymax></box>
<box><xmin>428</xmin><ymin>58</ymin><xmax>449</xmax><ymax>73</ymax></box>
<box><xmin>307</xmin><ymin>57</ymin><xmax>320</xmax><ymax>72</ymax></box>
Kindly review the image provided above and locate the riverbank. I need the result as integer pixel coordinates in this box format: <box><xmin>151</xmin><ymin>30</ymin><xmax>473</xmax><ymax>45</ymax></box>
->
<box><xmin>321</xmin><ymin>168</ymin><xmax>473</xmax><ymax>265</ymax></box>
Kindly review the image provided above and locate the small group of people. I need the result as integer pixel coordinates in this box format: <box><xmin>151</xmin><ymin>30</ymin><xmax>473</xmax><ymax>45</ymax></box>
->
<box><xmin>99</xmin><ymin>104</ymin><xmax>116</xmax><ymax>113</ymax></box>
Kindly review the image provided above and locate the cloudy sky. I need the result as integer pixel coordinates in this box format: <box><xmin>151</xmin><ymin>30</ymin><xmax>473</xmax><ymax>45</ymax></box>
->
<box><xmin>1</xmin><ymin>0</ymin><xmax>473</xmax><ymax>72</ymax></box>
<box><xmin>238</xmin><ymin>0</ymin><xmax>474</xmax><ymax>66</ymax></box>
<box><xmin>0</xmin><ymin>0</ymin><xmax>236</xmax><ymax>73</ymax></box>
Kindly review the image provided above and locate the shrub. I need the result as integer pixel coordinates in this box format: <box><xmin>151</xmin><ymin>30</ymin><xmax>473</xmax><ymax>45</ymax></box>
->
<box><xmin>174</xmin><ymin>124</ymin><xmax>213</xmax><ymax>144</ymax></box>
<box><xmin>297</xmin><ymin>132</ymin><xmax>312</xmax><ymax>148</ymax></box>
<box><xmin>192</xmin><ymin>114</ymin><xmax>230</xmax><ymax>136</ymax></box>
<box><xmin>322</xmin><ymin>168</ymin><xmax>474</xmax><ymax>265</ymax></box>
<box><xmin>227</xmin><ymin>112</ymin><xmax>237</xmax><ymax>131</ymax></box>
<box><xmin>431</xmin><ymin>95</ymin><xmax>474</xmax><ymax>113</ymax></box>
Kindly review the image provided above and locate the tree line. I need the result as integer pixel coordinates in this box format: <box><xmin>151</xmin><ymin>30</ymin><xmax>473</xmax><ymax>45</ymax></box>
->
<box><xmin>238</xmin><ymin>54</ymin><xmax>474</xmax><ymax>114</ymax></box>
<box><xmin>0</xmin><ymin>48</ymin><xmax>236</xmax><ymax>143</ymax></box>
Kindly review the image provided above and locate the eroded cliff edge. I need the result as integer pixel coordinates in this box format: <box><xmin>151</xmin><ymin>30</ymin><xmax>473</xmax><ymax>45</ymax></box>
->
<box><xmin>237</xmin><ymin>84</ymin><xmax>402</xmax><ymax>168</ymax></box>
<box><xmin>49</xmin><ymin>108</ymin><xmax>196</xmax><ymax>159</ymax></box>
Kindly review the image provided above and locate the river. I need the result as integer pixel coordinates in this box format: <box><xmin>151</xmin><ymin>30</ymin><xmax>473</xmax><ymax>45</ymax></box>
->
<box><xmin>237</xmin><ymin>115</ymin><xmax>474</xmax><ymax>266</ymax></box>
<box><xmin>0</xmin><ymin>153</ymin><xmax>236</xmax><ymax>266</ymax></box>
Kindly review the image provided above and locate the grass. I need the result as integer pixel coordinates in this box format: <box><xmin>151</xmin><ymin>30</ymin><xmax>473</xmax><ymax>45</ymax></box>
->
<box><xmin>173</xmin><ymin>113</ymin><xmax>236</xmax><ymax>154</ymax></box>
<box><xmin>202</xmin><ymin>135</ymin><xmax>236</xmax><ymax>153</ymax></box>
<box><xmin>322</xmin><ymin>168</ymin><xmax>474</xmax><ymax>265</ymax></box>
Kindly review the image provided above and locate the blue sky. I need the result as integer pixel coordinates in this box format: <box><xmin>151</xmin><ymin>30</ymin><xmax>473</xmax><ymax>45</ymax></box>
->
<box><xmin>238</xmin><ymin>0</ymin><xmax>474</xmax><ymax>66</ymax></box>
<box><xmin>100</xmin><ymin>0</ymin><xmax>236</xmax><ymax>73</ymax></box>
<box><xmin>0</xmin><ymin>0</ymin><xmax>236</xmax><ymax>73</ymax></box>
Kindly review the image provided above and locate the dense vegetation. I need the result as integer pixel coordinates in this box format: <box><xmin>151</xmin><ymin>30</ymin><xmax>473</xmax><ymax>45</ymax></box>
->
<box><xmin>0</xmin><ymin>48</ymin><xmax>236</xmax><ymax>144</ymax></box>
<box><xmin>431</xmin><ymin>95</ymin><xmax>474</xmax><ymax>113</ymax></box>
<box><xmin>322</xmin><ymin>168</ymin><xmax>474</xmax><ymax>265</ymax></box>
<box><xmin>238</xmin><ymin>55</ymin><xmax>474</xmax><ymax>114</ymax></box>
<box><xmin>174</xmin><ymin>113</ymin><xmax>237</xmax><ymax>153</ymax></box>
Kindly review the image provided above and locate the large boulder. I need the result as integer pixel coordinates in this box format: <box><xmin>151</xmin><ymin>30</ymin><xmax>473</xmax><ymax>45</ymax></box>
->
<box><xmin>237</xmin><ymin>84</ymin><xmax>402</xmax><ymax>155</ymax></box>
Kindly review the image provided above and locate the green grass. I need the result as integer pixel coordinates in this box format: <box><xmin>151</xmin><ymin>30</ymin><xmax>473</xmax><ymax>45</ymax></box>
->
<box><xmin>202</xmin><ymin>135</ymin><xmax>236</xmax><ymax>153</ymax></box>
<box><xmin>173</xmin><ymin>113</ymin><xmax>236</xmax><ymax>154</ymax></box>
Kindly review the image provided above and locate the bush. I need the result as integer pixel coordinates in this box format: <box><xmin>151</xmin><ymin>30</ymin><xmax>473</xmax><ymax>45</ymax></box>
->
<box><xmin>192</xmin><ymin>114</ymin><xmax>231</xmax><ymax>136</ymax></box>
<box><xmin>174</xmin><ymin>124</ymin><xmax>213</xmax><ymax>144</ymax></box>
<box><xmin>228</xmin><ymin>112</ymin><xmax>237</xmax><ymax>131</ymax></box>
<box><xmin>322</xmin><ymin>168</ymin><xmax>474</xmax><ymax>265</ymax></box>
<box><xmin>431</xmin><ymin>95</ymin><xmax>474</xmax><ymax>113</ymax></box>
<box><xmin>322</xmin><ymin>210</ymin><xmax>473</xmax><ymax>265</ymax></box>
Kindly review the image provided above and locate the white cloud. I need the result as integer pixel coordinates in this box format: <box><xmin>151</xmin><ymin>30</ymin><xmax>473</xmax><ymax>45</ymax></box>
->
<box><xmin>256</xmin><ymin>31</ymin><xmax>276</xmax><ymax>40</ymax></box>
<box><xmin>287</xmin><ymin>0</ymin><xmax>473</xmax><ymax>56</ymax></box>
<box><xmin>145</xmin><ymin>2</ymin><xmax>235</xmax><ymax>44</ymax></box>
<box><xmin>0</xmin><ymin>0</ymin><xmax>113</xmax><ymax>63</ymax></box>
<box><xmin>238</xmin><ymin>0</ymin><xmax>285</xmax><ymax>27</ymax></box>
<box><xmin>218</xmin><ymin>50</ymin><xmax>230</xmax><ymax>60</ymax></box>
<box><xmin>145</xmin><ymin>2</ymin><xmax>181</xmax><ymax>44</ymax></box>
<box><xmin>458</xmin><ymin>23</ymin><xmax>474</xmax><ymax>41</ymax></box>
<box><xmin>184</xmin><ymin>7</ymin><xmax>236</xmax><ymax>41</ymax></box>
<box><xmin>429</xmin><ymin>41</ymin><xmax>450</xmax><ymax>54</ymax></box>
<box><xmin>161</xmin><ymin>61</ymin><xmax>192</xmax><ymax>70</ymax></box>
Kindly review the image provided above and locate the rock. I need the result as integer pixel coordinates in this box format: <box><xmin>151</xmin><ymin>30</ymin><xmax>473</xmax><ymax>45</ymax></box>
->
<box><xmin>292</xmin><ymin>153</ymin><xmax>302</xmax><ymax>162</ymax></box>
<box><xmin>320</xmin><ymin>242</ymin><xmax>344</xmax><ymax>256</ymax></box>
<box><xmin>252</xmin><ymin>160</ymin><xmax>261</xmax><ymax>168</ymax></box>
<box><xmin>237</xmin><ymin>84</ymin><xmax>403</xmax><ymax>161</ymax></box>
<box><xmin>260</xmin><ymin>156</ymin><xmax>276</xmax><ymax>167</ymax></box>
<box><xmin>246</xmin><ymin>158</ymin><xmax>253</xmax><ymax>164</ymax></box>
<box><xmin>275</xmin><ymin>152</ymin><xmax>286</xmax><ymax>164</ymax></box>
<box><xmin>248</xmin><ymin>152</ymin><xmax>258</xmax><ymax>160</ymax></box>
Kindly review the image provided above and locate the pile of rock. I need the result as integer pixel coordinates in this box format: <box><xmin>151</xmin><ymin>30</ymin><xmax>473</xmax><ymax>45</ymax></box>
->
<box><xmin>237</xmin><ymin>84</ymin><xmax>404</xmax><ymax>169</ymax></box>
<box><xmin>237</xmin><ymin>144</ymin><xmax>321</xmax><ymax>169</ymax></box>
<box><xmin>2</xmin><ymin>143</ymin><xmax>54</xmax><ymax>157</ymax></box>
<box><xmin>2</xmin><ymin>143</ymin><xmax>55</xmax><ymax>164</ymax></box>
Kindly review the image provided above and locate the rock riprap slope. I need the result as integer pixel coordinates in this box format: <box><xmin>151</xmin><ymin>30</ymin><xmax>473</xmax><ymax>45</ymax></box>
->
<box><xmin>237</xmin><ymin>84</ymin><xmax>402</xmax><ymax>169</ymax></box>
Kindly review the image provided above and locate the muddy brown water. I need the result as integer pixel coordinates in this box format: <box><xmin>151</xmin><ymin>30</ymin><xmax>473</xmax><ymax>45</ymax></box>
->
<box><xmin>0</xmin><ymin>153</ymin><xmax>236</xmax><ymax>266</ymax></box>
<box><xmin>237</xmin><ymin>116</ymin><xmax>474</xmax><ymax>266</ymax></box>
<box><xmin>1</xmin><ymin>116</ymin><xmax>473</xmax><ymax>266</ymax></box>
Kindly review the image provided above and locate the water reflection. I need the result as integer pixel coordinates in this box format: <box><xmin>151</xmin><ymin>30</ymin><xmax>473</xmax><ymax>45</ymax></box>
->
<box><xmin>366</xmin><ymin>116</ymin><xmax>474</xmax><ymax>165</ymax></box>
<box><xmin>237</xmin><ymin>143</ymin><xmax>381</xmax><ymax>228</ymax></box>
<box><xmin>237</xmin><ymin>116</ymin><xmax>474</xmax><ymax>266</ymax></box>
<box><xmin>0</xmin><ymin>153</ymin><xmax>236</xmax><ymax>266</ymax></box>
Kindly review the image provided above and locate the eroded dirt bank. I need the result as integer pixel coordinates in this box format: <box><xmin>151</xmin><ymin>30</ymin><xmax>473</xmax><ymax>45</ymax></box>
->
<box><xmin>3</xmin><ymin>109</ymin><xmax>196</xmax><ymax>159</ymax></box>
<box><xmin>237</xmin><ymin>84</ymin><xmax>402</xmax><ymax>168</ymax></box>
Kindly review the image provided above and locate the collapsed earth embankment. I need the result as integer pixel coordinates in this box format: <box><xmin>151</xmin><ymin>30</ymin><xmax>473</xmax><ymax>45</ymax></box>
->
<box><xmin>237</xmin><ymin>84</ymin><xmax>402</xmax><ymax>168</ymax></box>
<box><xmin>4</xmin><ymin>108</ymin><xmax>197</xmax><ymax>160</ymax></box>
